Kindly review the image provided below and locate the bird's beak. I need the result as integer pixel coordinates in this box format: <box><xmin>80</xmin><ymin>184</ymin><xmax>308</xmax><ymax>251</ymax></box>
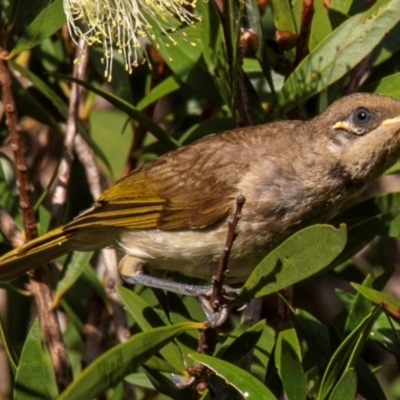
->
<box><xmin>332</xmin><ymin>121</ymin><xmax>351</xmax><ymax>131</ymax></box>
<box><xmin>381</xmin><ymin>116</ymin><xmax>400</xmax><ymax>126</ymax></box>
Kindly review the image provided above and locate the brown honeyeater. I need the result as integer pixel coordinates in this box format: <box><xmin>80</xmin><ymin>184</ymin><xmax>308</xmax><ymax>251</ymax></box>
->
<box><xmin>1</xmin><ymin>93</ymin><xmax>400</xmax><ymax>283</ymax></box>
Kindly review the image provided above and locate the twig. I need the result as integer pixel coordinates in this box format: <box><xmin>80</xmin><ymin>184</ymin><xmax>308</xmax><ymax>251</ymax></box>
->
<box><xmin>192</xmin><ymin>326</ymin><xmax>218</xmax><ymax>393</ymax></box>
<box><xmin>191</xmin><ymin>195</ymin><xmax>245</xmax><ymax>393</ymax></box>
<box><xmin>0</xmin><ymin>205</ymin><xmax>24</xmax><ymax>248</ymax></box>
<box><xmin>344</xmin><ymin>53</ymin><xmax>373</xmax><ymax>95</ymax></box>
<box><xmin>103</xmin><ymin>249</ymin><xmax>131</xmax><ymax>343</ymax></box>
<box><xmin>50</xmin><ymin>38</ymin><xmax>89</xmax><ymax>227</ymax></box>
<box><xmin>210</xmin><ymin>194</ymin><xmax>246</xmax><ymax>309</ymax></box>
<box><xmin>212</xmin><ymin>0</ymin><xmax>252</xmax><ymax>126</ymax></box>
<box><xmin>0</xmin><ymin>45</ymin><xmax>72</xmax><ymax>390</ymax></box>
<box><xmin>294</xmin><ymin>0</ymin><xmax>314</xmax><ymax>68</ymax></box>
<box><xmin>213</xmin><ymin>0</ymin><xmax>224</xmax><ymax>14</ymax></box>
<box><xmin>74</xmin><ymin>134</ymin><xmax>103</xmax><ymax>199</ymax></box>
<box><xmin>83</xmin><ymin>295</ymin><xmax>108</xmax><ymax>367</ymax></box>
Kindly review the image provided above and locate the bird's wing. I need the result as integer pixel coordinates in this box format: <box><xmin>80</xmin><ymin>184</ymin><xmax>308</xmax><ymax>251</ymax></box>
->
<box><xmin>66</xmin><ymin>134</ymin><xmax>250</xmax><ymax>232</ymax></box>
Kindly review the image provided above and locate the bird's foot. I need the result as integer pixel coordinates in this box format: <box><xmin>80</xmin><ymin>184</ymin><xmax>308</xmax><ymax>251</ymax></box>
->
<box><xmin>121</xmin><ymin>272</ymin><xmax>239</xmax><ymax>327</ymax></box>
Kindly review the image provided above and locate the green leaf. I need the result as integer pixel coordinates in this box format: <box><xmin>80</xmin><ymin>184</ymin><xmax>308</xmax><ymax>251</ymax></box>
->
<box><xmin>244</xmin><ymin>0</ymin><xmax>276</xmax><ymax>96</ymax></box>
<box><xmin>318</xmin><ymin>306</ymin><xmax>380</xmax><ymax>400</ymax></box>
<box><xmin>14</xmin><ymin>319</ymin><xmax>53</xmax><ymax>400</ymax></box>
<box><xmin>328</xmin><ymin>368</ymin><xmax>357</xmax><ymax>400</ymax></box>
<box><xmin>370</xmin><ymin>310</ymin><xmax>400</xmax><ymax>357</ymax></box>
<box><xmin>351</xmin><ymin>283</ymin><xmax>400</xmax><ymax>319</ymax></box>
<box><xmin>89</xmin><ymin>109</ymin><xmax>134</xmax><ymax>178</ymax></box>
<box><xmin>166</xmin><ymin>292</ymin><xmax>200</xmax><ymax>359</ymax></box>
<box><xmin>58</xmin><ymin>322</ymin><xmax>203</xmax><ymax>400</ymax></box>
<box><xmin>330</xmin><ymin>213</ymin><xmax>396</xmax><ymax>271</ymax></box>
<box><xmin>251</xmin><ymin>324</ymin><xmax>276</xmax><ymax>379</ymax></box>
<box><xmin>270</xmin><ymin>0</ymin><xmax>297</xmax><ymax>34</ymax></box>
<box><xmin>275</xmin><ymin>323</ymin><xmax>307</xmax><ymax>400</ymax></box>
<box><xmin>136</xmin><ymin>76</ymin><xmax>180</xmax><ymax>111</ymax></box>
<box><xmin>190</xmin><ymin>353</ymin><xmax>277</xmax><ymax>400</ymax></box>
<box><xmin>81</xmin><ymin>263</ymin><xmax>111</xmax><ymax>313</ymax></box>
<box><xmin>9</xmin><ymin>0</ymin><xmax>65</xmax><ymax>57</ymax></box>
<box><xmin>148</xmin><ymin>20</ymin><xmax>224</xmax><ymax>106</ymax></box>
<box><xmin>53</xmin><ymin>251</ymin><xmax>93</xmax><ymax>307</ymax></box>
<box><xmin>144</xmin><ymin>356</ymin><xmax>185</xmax><ymax>375</ymax></box>
<box><xmin>362</xmin><ymin>71</ymin><xmax>400</xmax><ymax>98</ymax></box>
<box><xmin>9</xmin><ymin>62</ymin><xmax>112</xmax><ymax>173</ymax></box>
<box><xmin>0</xmin><ymin>313</ymin><xmax>18</xmax><ymax>373</ymax></box>
<box><xmin>116</xmin><ymin>286</ymin><xmax>187</xmax><ymax>372</ymax></box>
<box><xmin>269</xmin><ymin>0</ymin><xmax>297</xmax><ymax>62</ymax></box>
<box><xmin>296</xmin><ymin>309</ymin><xmax>331</xmax><ymax>359</ymax></box>
<box><xmin>309</xmin><ymin>0</ymin><xmax>333</xmax><ymax>51</ymax></box>
<box><xmin>9</xmin><ymin>59</ymin><xmax>68</xmax><ymax>116</ymax></box>
<box><xmin>275</xmin><ymin>323</ymin><xmax>302</xmax><ymax>363</ymax></box>
<box><xmin>237</xmin><ymin>225</ymin><xmax>347</xmax><ymax>302</ymax></box>
<box><xmin>52</xmin><ymin>74</ymin><xmax>178</xmax><ymax>150</ymax></box>
<box><xmin>329</xmin><ymin>191</ymin><xmax>400</xmax><ymax>269</ymax></box>
<box><xmin>198</xmin><ymin>0</ymin><xmax>233</xmax><ymax>113</ymax></box>
<box><xmin>217</xmin><ymin>320</ymin><xmax>266</xmax><ymax>363</ymax></box>
<box><xmin>11</xmin><ymin>74</ymin><xmax>64</xmax><ymax>135</ymax></box>
<box><xmin>345</xmin><ymin>276</ymin><xmax>373</xmax><ymax>332</ymax></box>
<box><xmin>329</xmin><ymin>0</ymin><xmax>353</xmax><ymax>14</ymax></box>
<box><xmin>273</xmin><ymin>0</ymin><xmax>400</xmax><ymax>115</ymax></box>
<box><xmin>356</xmin><ymin>360</ymin><xmax>387</xmax><ymax>400</ymax></box>
<box><xmin>144</xmin><ymin>367</ymin><xmax>189</xmax><ymax>400</ymax></box>
<box><xmin>125</xmin><ymin>372</ymin><xmax>155</xmax><ymax>390</ymax></box>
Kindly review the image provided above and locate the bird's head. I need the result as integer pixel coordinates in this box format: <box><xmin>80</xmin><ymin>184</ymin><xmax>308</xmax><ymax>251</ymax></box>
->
<box><xmin>315</xmin><ymin>93</ymin><xmax>400</xmax><ymax>182</ymax></box>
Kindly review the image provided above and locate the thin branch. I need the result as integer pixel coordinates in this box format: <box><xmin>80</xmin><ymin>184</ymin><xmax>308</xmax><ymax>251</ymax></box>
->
<box><xmin>294</xmin><ymin>0</ymin><xmax>314</xmax><ymax>68</ymax></box>
<box><xmin>0</xmin><ymin>205</ymin><xmax>24</xmax><ymax>248</ymax></box>
<box><xmin>344</xmin><ymin>53</ymin><xmax>373</xmax><ymax>95</ymax></box>
<box><xmin>192</xmin><ymin>195</ymin><xmax>245</xmax><ymax>393</ymax></box>
<box><xmin>74</xmin><ymin>134</ymin><xmax>103</xmax><ymax>199</ymax></box>
<box><xmin>50</xmin><ymin>38</ymin><xmax>89</xmax><ymax>227</ymax></box>
<box><xmin>0</xmin><ymin>45</ymin><xmax>72</xmax><ymax>390</ymax></box>
<box><xmin>210</xmin><ymin>194</ymin><xmax>245</xmax><ymax>309</ymax></box>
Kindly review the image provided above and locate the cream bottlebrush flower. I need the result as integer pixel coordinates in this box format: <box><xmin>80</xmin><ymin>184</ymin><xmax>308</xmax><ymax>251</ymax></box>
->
<box><xmin>63</xmin><ymin>0</ymin><xmax>199</xmax><ymax>80</ymax></box>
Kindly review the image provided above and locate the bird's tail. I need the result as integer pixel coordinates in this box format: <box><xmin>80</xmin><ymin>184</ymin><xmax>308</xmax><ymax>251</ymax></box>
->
<box><xmin>0</xmin><ymin>225</ymin><xmax>112</xmax><ymax>281</ymax></box>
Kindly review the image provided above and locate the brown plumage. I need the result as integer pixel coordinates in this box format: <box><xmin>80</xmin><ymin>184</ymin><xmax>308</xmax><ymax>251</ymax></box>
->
<box><xmin>1</xmin><ymin>93</ymin><xmax>400</xmax><ymax>282</ymax></box>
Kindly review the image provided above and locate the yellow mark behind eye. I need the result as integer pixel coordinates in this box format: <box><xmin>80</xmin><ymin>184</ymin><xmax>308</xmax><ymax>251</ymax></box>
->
<box><xmin>381</xmin><ymin>116</ymin><xmax>400</xmax><ymax>126</ymax></box>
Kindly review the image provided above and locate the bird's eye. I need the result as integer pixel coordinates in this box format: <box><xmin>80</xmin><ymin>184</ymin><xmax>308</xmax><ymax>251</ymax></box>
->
<box><xmin>352</xmin><ymin>107</ymin><xmax>371</xmax><ymax>125</ymax></box>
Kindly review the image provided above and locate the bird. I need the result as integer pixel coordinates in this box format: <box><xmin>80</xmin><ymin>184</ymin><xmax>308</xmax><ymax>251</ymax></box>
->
<box><xmin>0</xmin><ymin>92</ymin><xmax>400</xmax><ymax>285</ymax></box>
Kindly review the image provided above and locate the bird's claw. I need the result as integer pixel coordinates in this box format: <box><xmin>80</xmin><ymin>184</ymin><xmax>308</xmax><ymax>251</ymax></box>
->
<box><xmin>121</xmin><ymin>273</ymin><xmax>240</xmax><ymax>326</ymax></box>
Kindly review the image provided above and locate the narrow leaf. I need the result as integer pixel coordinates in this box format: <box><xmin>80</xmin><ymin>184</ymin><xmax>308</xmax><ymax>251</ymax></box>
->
<box><xmin>273</xmin><ymin>0</ymin><xmax>400</xmax><ymax>115</ymax></box>
<box><xmin>14</xmin><ymin>319</ymin><xmax>52</xmax><ymax>400</ymax></box>
<box><xmin>198</xmin><ymin>0</ymin><xmax>233</xmax><ymax>113</ymax></box>
<box><xmin>116</xmin><ymin>286</ymin><xmax>186</xmax><ymax>372</ymax></box>
<box><xmin>218</xmin><ymin>320</ymin><xmax>266</xmax><ymax>363</ymax></box>
<box><xmin>345</xmin><ymin>276</ymin><xmax>373</xmax><ymax>332</ymax></box>
<box><xmin>362</xmin><ymin>72</ymin><xmax>400</xmax><ymax>98</ymax></box>
<box><xmin>9</xmin><ymin>0</ymin><xmax>65</xmax><ymax>57</ymax></box>
<box><xmin>137</xmin><ymin>76</ymin><xmax>180</xmax><ymax>111</ymax></box>
<box><xmin>0</xmin><ymin>314</ymin><xmax>18</xmax><ymax>373</ymax></box>
<box><xmin>190</xmin><ymin>353</ymin><xmax>277</xmax><ymax>400</ymax></box>
<box><xmin>328</xmin><ymin>369</ymin><xmax>357</xmax><ymax>400</ymax></box>
<box><xmin>52</xmin><ymin>74</ymin><xmax>178</xmax><ymax>150</ymax></box>
<box><xmin>275</xmin><ymin>323</ymin><xmax>307</xmax><ymax>400</ymax></box>
<box><xmin>318</xmin><ymin>306</ymin><xmax>380</xmax><ymax>400</ymax></box>
<box><xmin>59</xmin><ymin>322</ymin><xmax>203</xmax><ymax>400</ymax></box>
<box><xmin>53</xmin><ymin>252</ymin><xmax>93</xmax><ymax>307</ymax></box>
<box><xmin>351</xmin><ymin>283</ymin><xmax>400</xmax><ymax>319</ymax></box>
